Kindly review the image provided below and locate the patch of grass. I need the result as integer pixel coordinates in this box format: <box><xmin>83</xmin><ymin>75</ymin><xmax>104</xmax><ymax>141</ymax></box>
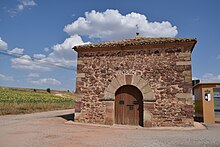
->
<box><xmin>0</xmin><ymin>89</ymin><xmax>74</xmax><ymax>115</ymax></box>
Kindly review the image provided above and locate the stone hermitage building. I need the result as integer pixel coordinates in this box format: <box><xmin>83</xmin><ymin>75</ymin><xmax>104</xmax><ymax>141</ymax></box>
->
<box><xmin>73</xmin><ymin>37</ymin><xmax>197</xmax><ymax>127</ymax></box>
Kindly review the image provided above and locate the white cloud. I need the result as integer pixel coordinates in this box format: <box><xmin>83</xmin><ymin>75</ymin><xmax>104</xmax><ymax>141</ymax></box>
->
<box><xmin>9</xmin><ymin>48</ymin><xmax>24</xmax><ymax>54</ymax></box>
<box><xmin>20</xmin><ymin>0</ymin><xmax>37</xmax><ymax>7</ymax></box>
<box><xmin>192</xmin><ymin>77</ymin><xmax>199</xmax><ymax>80</ymax></box>
<box><xmin>9</xmin><ymin>9</ymin><xmax>177</xmax><ymax>73</ymax></box>
<box><xmin>64</xmin><ymin>9</ymin><xmax>178</xmax><ymax>41</ymax></box>
<box><xmin>10</xmin><ymin>35</ymin><xmax>87</xmax><ymax>71</ymax></box>
<box><xmin>0</xmin><ymin>73</ymin><xmax>14</xmax><ymax>81</ymax></box>
<box><xmin>45</xmin><ymin>35</ymin><xmax>89</xmax><ymax>67</ymax></box>
<box><xmin>17</xmin><ymin>4</ymin><xmax>24</xmax><ymax>11</ymax></box>
<box><xmin>33</xmin><ymin>54</ymin><xmax>46</xmax><ymax>59</ymax></box>
<box><xmin>52</xmin><ymin>35</ymin><xmax>87</xmax><ymax>51</ymax></box>
<box><xmin>11</xmin><ymin>55</ymin><xmax>51</xmax><ymax>71</ymax></box>
<box><xmin>201</xmin><ymin>73</ymin><xmax>220</xmax><ymax>82</ymax></box>
<box><xmin>44</xmin><ymin>47</ymin><xmax>49</xmax><ymax>52</ymax></box>
<box><xmin>17</xmin><ymin>0</ymin><xmax>37</xmax><ymax>12</ymax></box>
<box><xmin>30</xmin><ymin>78</ymin><xmax>61</xmax><ymax>85</ymax></box>
<box><xmin>0</xmin><ymin>38</ymin><xmax>8</xmax><ymax>50</ymax></box>
<box><xmin>28</xmin><ymin>73</ymin><xmax>39</xmax><ymax>78</ymax></box>
<box><xmin>8</xmin><ymin>0</ymin><xmax>37</xmax><ymax>17</ymax></box>
<box><xmin>217</xmin><ymin>55</ymin><xmax>220</xmax><ymax>59</ymax></box>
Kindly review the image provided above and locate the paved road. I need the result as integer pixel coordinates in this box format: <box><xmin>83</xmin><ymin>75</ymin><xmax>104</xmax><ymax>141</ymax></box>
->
<box><xmin>0</xmin><ymin>109</ymin><xmax>220</xmax><ymax>147</ymax></box>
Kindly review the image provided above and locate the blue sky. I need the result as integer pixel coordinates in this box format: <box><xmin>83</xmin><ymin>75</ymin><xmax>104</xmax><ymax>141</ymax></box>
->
<box><xmin>0</xmin><ymin>0</ymin><xmax>220</xmax><ymax>91</ymax></box>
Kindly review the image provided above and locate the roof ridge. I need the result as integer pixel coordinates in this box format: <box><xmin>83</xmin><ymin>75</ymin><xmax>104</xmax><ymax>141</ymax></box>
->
<box><xmin>73</xmin><ymin>37</ymin><xmax>197</xmax><ymax>50</ymax></box>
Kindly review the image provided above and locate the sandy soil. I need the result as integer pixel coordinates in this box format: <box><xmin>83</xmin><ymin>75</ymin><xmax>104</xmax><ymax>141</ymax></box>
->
<box><xmin>0</xmin><ymin>109</ymin><xmax>220</xmax><ymax>147</ymax></box>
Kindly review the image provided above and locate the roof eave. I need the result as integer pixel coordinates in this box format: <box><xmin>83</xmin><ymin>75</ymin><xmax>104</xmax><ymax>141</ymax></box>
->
<box><xmin>72</xmin><ymin>38</ymin><xmax>197</xmax><ymax>53</ymax></box>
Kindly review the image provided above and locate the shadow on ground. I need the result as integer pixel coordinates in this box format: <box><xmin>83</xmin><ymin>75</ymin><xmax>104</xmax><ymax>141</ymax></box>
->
<box><xmin>57</xmin><ymin>113</ymin><xmax>75</xmax><ymax>121</ymax></box>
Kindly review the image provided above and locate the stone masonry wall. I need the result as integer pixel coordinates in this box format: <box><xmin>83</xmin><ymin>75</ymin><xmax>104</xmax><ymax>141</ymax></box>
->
<box><xmin>75</xmin><ymin>44</ymin><xmax>194</xmax><ymax>127</ymax></box>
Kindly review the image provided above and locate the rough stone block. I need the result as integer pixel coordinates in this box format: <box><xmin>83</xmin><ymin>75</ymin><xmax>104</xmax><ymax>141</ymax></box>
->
<box><xmin>144</xmin><ymin>110</ymin><xmax>152</xmax><ymax>127</ymax></box>
<box><xmin>116</xmin><ymin>75</ymin><xmax>126</xmax><ymax>86</ymax></box>
<box><xmin>125</xmin><ymin>74</ymin><xmax>133</xmax><ymax>85</ymax></box>
<box><xmin>186</xmin><ymin>98</ymin><xmax>193</xmax><ymax>105</ymax></box>
<box><xmin>183</xmin><ymin>71</ymin><xmax>191</xmax><ymax>76</ymax></box>
<box><xmin>109</xmin><ymin>78</ymin><xmax>120</xmax><ymax>89</ymax></box>
<box><xmin>143</xmin><ymin>92</ymin><xmax>156</xmax><ymax>101</ymax></box>
<box><xmin>178</xmin><ymin>52</ymin><xmax>191</xmax><ymax>60</ymax></box>
<box><xmin>77</xmin><ymin>73</ymin><xmax>86</xmax><ymax>78</ymax></box>
<box><xmin>176</xmin><ymin>61</ymin><xmax>191</xmax><ymax>66</ymax></box>
<box><xmin>77</xmin><ymin>59</ymin><xmax>84</xmax><ymax>64</ymax></box>
<box><xmin>106</xmin><ymin>84</ymin><xmax>116</xmax><ymax>94</ymax></box>
<box><xmin>104</xmin><ymin>91</ymin><xmax>115</xmax><ymax>100</ymax></box>
<box><xmin>184</xmin><ymin>75</ymin><xmax>192</xmax><ymax>83</ymax></box>
<box><xmin>76</xmin><ymin>77</ymin><xmax>82</xmax><ymax>82</ymax></box>
<box><xmin>175</xmin><ymin>93</ymin><xmax>192</xmax><ymax>99</ymax></box>
<box><xmin>104</xmin><ymin>117</ymin><xmax>113</xmax><ymax>125</ymax></box>
<box><xmin>137</xmin><ymin>78</ymin><xmax>148</xmax><ymax>90</ymax></box>
<box><xmin>141</xmin><ymin>84</ymin><xmax>153</xmax><ymax>94</ymax></box>
<box><xmin>144</xmin><ymin>102</ymin><xmax>155</xmax><ymax>111</ymax></box>
<box><xmin>131</xmin><ymin>75</ymin><xmax>141</xmax><ymax>86</ymax></box>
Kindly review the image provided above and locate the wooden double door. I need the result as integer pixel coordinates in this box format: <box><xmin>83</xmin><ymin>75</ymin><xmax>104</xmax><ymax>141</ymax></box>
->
<box><xmin>115</xmin><ymin>85</ymin><xmax>143</xmax><ymax>126</ymax></box>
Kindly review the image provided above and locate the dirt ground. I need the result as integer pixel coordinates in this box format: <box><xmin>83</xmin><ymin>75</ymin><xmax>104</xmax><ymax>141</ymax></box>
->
<box><xmin>0</xmin><ymin>109</ymin><xmax>220</xmax><ymax>147</ymax></box>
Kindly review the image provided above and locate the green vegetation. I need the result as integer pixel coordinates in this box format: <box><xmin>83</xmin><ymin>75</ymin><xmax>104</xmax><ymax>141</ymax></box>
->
<box><xmin>0</xmin><ymin>86</ymin><xmax>74</xmax><ymax>115</ymax></box>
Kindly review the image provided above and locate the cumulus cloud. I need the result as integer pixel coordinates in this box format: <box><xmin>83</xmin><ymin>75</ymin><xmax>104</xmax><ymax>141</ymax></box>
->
<box><xmin>64</xmin><ymin>9</ymin><xmax>178</xmax><ymax>41</ymax></box>
<box><xmin>10</xmin><ymin>9</ymin><xmax>177</xmax><ymax>73</ymax></box>
<box><xmin>201</xmin><ymin>73</ymin><xmax>220</xmax><ymax>82</ymax></box>
<box><xmin>0</xmin><ymin>38</ymin><xmax>8</xmax><ymax>50</ymax></box>
<box><xmin>30</xmin><ymin>78</ymin><xmax>61</xmax><ymax>85</ymax></box>
<box><xmin>33</xmin><ymin>54</ymin><xmax>46</xmax><ymax>59</ymax></box>
<box><xmin>0</xmin><ymin>73</ymin><xmax>14</xmax><ymax>81</ymax></box>
<box><xmin>45</xmin><ymin>35</ymin><xmax>89</xmax><ymax>67</ymax></box>
<box><xmin>11</xmin><ymin>55</ymin><xmax>51</xmax><ymax>71</ymax></box>
<box><xmin>11</xmin><ymin>35</ymin><xmax>87</xmax><ymax>71</ymax></box>
<box><xmin>9</xmin><ymin>48</ymin><xmax>24</xmax><ymax>54</ymax></box>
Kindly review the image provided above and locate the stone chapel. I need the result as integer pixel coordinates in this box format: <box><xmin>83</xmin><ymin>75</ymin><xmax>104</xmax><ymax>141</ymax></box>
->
<box><xmin>73</xmin><ymin>37</ymin><xmax>197</xmax><ymax>127</ymax></box>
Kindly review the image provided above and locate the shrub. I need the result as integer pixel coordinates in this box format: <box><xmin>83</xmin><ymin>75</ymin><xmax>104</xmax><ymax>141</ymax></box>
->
<box><xmin>46</xmin><ymin>88</ymin><xmax>51</xmax><ymax>93</ymax></box>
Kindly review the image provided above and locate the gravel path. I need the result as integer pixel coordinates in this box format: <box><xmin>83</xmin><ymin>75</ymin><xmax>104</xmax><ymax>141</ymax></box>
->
<box><xmin>0</xmin><ymin>109</ymin><xmax>220</xmax><ymax>147</ymax></box>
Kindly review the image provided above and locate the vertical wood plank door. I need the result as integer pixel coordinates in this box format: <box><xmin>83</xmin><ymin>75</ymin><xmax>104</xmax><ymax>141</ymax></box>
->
<box><xmin>115</xmin><ymin>85</ymin><xmax>143</xmax><ymax>126</ymax></box>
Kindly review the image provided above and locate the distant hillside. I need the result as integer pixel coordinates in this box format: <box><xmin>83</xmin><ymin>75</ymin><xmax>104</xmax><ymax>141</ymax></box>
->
<box><xmin>0</xmin><ymin>86</ymin><xmax>75</xmax><ymax>115</ymax></box>
<box><xmin>0</xmin><ymin>86</ymin><xmax>74</xmax><ymax>98</ymax></box>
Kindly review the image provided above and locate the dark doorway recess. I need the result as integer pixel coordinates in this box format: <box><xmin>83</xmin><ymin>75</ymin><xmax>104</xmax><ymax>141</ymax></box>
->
<box><xmin>57</xmin><ymin>113</ymin><xmax>75</xmax><ymax>121</ymax></box>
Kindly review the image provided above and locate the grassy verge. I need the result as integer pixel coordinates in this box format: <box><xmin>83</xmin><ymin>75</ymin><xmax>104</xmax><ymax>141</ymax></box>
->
<box><xmin>0</xmin><ymin>89</ymin><xmax>74</xmax><ymax>115</ymax></box>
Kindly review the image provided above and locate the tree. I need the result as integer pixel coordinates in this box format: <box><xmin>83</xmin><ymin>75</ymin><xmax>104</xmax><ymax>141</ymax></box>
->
<box><xmin>46</xmin><ymin>88</ymin><xmax>51</xmax><ymax>93</ymax></box>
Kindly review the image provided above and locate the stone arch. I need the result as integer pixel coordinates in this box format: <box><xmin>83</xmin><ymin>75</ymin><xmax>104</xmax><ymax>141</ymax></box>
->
<box><xmin>103</xmin><ymin>74</ymin><xmax>155</xmax><ymax>101</ymax></box>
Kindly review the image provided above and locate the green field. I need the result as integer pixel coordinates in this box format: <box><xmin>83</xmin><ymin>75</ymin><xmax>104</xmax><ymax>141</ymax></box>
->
<box><xmin>0</xmin><ymin>86</ymin><xmax>74</xmax><ymax>115</ymax></box>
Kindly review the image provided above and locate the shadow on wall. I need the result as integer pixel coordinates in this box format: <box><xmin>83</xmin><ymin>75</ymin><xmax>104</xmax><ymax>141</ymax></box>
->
<box><xmin>57</xmin><ymin>113</ymin><xmax>75</xmax><ymax>121</ymax></box>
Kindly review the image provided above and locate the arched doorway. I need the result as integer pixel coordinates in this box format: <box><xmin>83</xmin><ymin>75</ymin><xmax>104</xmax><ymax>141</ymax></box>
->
<box><xmin>115</xmin><ymin>85</ymin><xmax>143</xmax><ymax>126</ymax></box>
